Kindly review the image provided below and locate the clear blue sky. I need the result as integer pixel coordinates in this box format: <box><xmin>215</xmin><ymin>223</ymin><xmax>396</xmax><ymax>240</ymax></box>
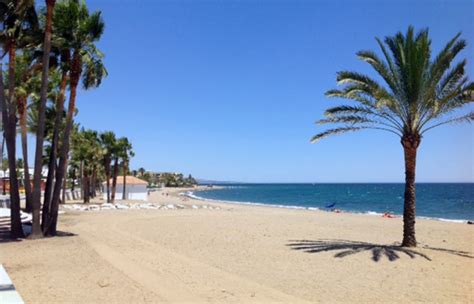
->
<box><xmin>73</xmin><ymin>0</ymin><xmax>473</xmax><ymax>183</ymax></box>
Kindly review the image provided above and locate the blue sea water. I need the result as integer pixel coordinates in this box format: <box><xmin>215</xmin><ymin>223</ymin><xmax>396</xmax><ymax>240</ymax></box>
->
<box><xmin>191</xmin><ymin>183</ymin><xmax>474</xmax><ymax>221</ymax></box>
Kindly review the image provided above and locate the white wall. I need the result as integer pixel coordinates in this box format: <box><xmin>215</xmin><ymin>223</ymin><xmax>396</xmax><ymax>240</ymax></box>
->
<box><xmin>103</xmin><ymin>184</ymin><xmax>148</xmax><ymax>201</ymax></box>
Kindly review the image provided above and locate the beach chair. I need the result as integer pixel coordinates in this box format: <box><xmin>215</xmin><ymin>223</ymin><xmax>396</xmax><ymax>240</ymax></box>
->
<box><xmin>0</xmin><ymin>209</ymin><xmax>33</xmax><ymax>236</ymax></box>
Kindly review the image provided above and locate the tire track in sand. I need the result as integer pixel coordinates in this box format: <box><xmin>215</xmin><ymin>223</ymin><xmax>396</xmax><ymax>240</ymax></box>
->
<box><xmin>75</xmin><ymin>213</ymin><xmax>312</xmax><ymax>303</ymax></box>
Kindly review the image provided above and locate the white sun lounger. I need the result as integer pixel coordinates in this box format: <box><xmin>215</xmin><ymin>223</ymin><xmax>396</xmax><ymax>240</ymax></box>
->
<box><xmin>0</xmin><ymin>265</ymin><xmax>24</xmax><ymax>304</ymax></box>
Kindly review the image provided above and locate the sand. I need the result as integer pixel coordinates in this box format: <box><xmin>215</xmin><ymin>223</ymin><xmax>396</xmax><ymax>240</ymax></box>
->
<box><xmin>0</xmin><ymin>187</ymin><xmax>472</xmax><ymax>303</ymax></box>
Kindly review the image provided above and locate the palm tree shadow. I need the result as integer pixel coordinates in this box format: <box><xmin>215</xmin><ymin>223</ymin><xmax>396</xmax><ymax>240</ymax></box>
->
<box><xmin>0</xmin><ymin>230</ymin><xmax>77</xmax><ymax>243</ymax></box>
<box><xmin>287</xmin><ymin>239</ymin><xmax>474</xmax><ymax>262</ymax></box>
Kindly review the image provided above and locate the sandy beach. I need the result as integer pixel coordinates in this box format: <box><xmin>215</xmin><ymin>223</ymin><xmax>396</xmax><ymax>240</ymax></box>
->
<box><xmin>0</xmin><ymin>187</ymin><xmax>472</xmax><ymax>303</ymax></box>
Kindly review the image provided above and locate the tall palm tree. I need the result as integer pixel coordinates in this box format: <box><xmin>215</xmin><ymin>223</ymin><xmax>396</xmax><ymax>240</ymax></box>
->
<box><xmin>30</xmin><ymin>0</ymin><xmax>56</xmax><ymax>238</ymax></box>
<box><xmin>312</xmin><ymin>27</ymin><xmax>473</xmax><ymax>247</ymax></box>
<box><xmin>0</xmin><ymin>68</ymin><xmax>24</xmax><ymax>238</ymax></box>
<box><xmin>45</xmin><ymin>0</ymin><xmax>106</xmax><ymax>236</ymax></box>
<box><xmin>14</xmin><ymin>51</ymin><xmax>42</xmax><ymax>213</ymax></box>
<box><xmin>41</xmin><ymin>64</ymin><xmax>68</xmax><ymax>227</ymax></box>
<box><xmin>0</xmin><ymin>0</ymin><xmax>37</xmax><ymax>238</ymax></box>
<box><xmin>40</xmin><ymin>70</ymin><xmax>68</xmax><ymax>228</ymax></box>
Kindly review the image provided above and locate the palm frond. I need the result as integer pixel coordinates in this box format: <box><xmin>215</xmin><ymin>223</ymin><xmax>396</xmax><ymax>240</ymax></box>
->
<box><xmin>357</xmin><ymin>50</ymin><xmax>398</xmax><ymax>95</ymax></box>
<box><xmin>427</xmin><ymin>34</ymin><xmax>466</xmax><ymax>94</ymax></box>
<box><xmin>310</xmin><ymin>127</ymin><xmax>366</xmax><ymax>143</ymax></box>
<box><xmin>324</xmin><ymin>105</ymin><xmax>375</xmax><ymax>116</ymax></box>
<box><xmin>316</xmin><ymin>115</ymin><xmax>373</xmax><ymax>125</ymax></box>
<box><xmin>437</xmin><ymin>60</ymin><xmax>467</xmax><ymax>97</ymax></box>
<box><xmin>324</xmin><ymin>105</ymin><xmax>404</xmax><ymax>132</ymax></box>
<box><xmin>336</xmin><ymin>71</ymin><xmax>379</xmax><ymax>87</ymax></box>
<box><xmin>421</xmin><ymin>111</ymin><xmax>474</xmax><ymax>134</ymax></box>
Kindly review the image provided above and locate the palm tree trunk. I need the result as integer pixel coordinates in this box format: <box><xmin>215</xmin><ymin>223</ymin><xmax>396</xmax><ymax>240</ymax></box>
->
<box><xmin>83</xmin><ymin>169</ymin><xmax>89</xmax><ymax>203</ymax></box>
<box><xmin>0</xmin><ymin>84</ymin><xmax>3</xmax><ymax>194</ymax></box>
<box><xmin>1</xmin><ymin>137</ymin><xmax>4</xmax><ymax>195</ymax></box>
<box><xmin>91</xmin><ymin>169</ymin><xmax>97</xmax><ymax>198</ymax></box>
<box><xmin>111</xmin><ymin>157</ymin><xmax>118</xmax><ymax>203</ymax></box>
<box><xmin>42</xmin><ymin>67</ymin><xmax>67</xmax><ymax>230</ymax></box>
<box><xmin>4</xmin><ymin>124</ymin><xmax>23</xmax><ymax>238</ymax></box>
<box><xmin>104</xmin><ymin>157</ymin><xmax>111</xmax><ymax>202</ymax></box>
<box><xmin>90</xmin><ymin>169</ymin><xmax>94</xmax><ymax>198</ymax></box>
<box><xmin>1</xmin><ymin>44</ymin><xmax>25</xmax><ymax>238</ymax></box>
<box><xmin>71</xmin><ymin>168</ymin><xmax>75</xmax><ymax>193</ymax></box>
<box><xmin>31</xmin><ymin>0</ymin><xmax>56</xmax><ymax>238</ymax></box>
<box><xmin>122</xmin><ymin>161</ymin><xmax>127</xmax><ymax>200</ymax></box>
<box><xmin>18</xmin><ymin>97</ymin><xmax>32</xmax><ymax>213</ymax></box>
<box><xmin>79</xmin><ymin>161</ymin><xmax>83</xmax><ymax>198</ymax></box>
<box><xmin>43</xmin><ymin>49</ymin><xmax>80</xmax><ymax>236</ymax></box>
<box><xmin>61</xmin><ymin>158</ymin><xmax>68</xmax><ymax>203</ymax></box>
<box><xmin>401</xmin><ymin>135</ymin><xmax>420</xmax><ymax>247</ymax></box>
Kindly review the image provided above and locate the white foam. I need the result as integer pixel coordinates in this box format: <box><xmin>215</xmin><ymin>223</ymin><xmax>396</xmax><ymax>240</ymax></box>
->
<box><xmin>366</xmin><ymin>211</ymin><xmax>382</xmax><ymax>216</ymax></box>
<box><xmin>418</xmin><ymin>216</ymin><xmax>467</xmax><ymax>223</ymax></box>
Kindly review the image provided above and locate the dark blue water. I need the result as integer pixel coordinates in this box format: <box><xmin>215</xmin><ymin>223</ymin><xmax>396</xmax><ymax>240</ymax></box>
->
<box><xmin>192</xmin><ymin>183</ymin><xmax>474</xmax><ymax>221</ymax></box>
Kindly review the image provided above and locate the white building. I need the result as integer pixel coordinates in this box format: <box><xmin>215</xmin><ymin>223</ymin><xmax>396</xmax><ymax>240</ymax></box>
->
<box><xmin>103</xmin><ymin>176</ymin><xmax>148</xmax><ymax>201</ymax></box>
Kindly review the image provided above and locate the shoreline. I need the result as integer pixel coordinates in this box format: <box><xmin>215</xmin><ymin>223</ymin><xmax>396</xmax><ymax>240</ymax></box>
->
<box><xmin>185</xmin><ymin>186</ymin><xmax>471</xmax><ymax>224</ymax></box>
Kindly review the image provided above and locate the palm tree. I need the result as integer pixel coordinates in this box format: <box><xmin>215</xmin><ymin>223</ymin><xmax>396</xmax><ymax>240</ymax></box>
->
<box><xmin>64</xmin><ymin>123</ymin><xmax>80</xmax><ymax>198</ymax></box>
<box><xmin>42</xmin><ymin>68</ymin><xmax>65</xmax><ymax>209</ymax></box>
<box><xmin>99</xmin><ymin>131</ymin><xmax>116</xmax><ymax>202</ymax></box>
<box><xmin>6</xmin><ymin>6</ymin><xmax>40</xmax><ymax>215</ymax></box>
<box><xmin>14</xmin><ymin>51</ymin><xmax>41</xmax><ymax>213</ymax></box>
<box><xmin>110</xmin><ymin>138</ymin><xmax>123</xmax><ymax>203</ymax></box>
<box><xmin>119</xmin><ymin>138</ymin><xmax>133</xmax><ymax>200</ymax></box>
<box><xmin>86</xmin><ymin>131</ymin><xmax>103</xmax><ymax>202</ymax></box>
<box><xmin>312</xmin><ymin>27</ymin><xmax>473</xmax><ymax>247</ymax></box>
<box><xmin>0</xmin><ymin>0</ymin><xmax>37</xmax><ymax>238</ymax></box>
<box><xmin>45</xmin><ymin>0</ymin><xmax>106</xmax><ymax>236</ymax></box>
<box><xmin>71</xmin><ymin>129</ymin><xmax>101</xmax><ymax>203</ymax></box>
<box><xmin>30</xmin><ymin>0</ymin><xmax>56</xmax><ymax>238</ymax></box>
<box><xmin>40</xmin><ymin>70</ymin><xmax>69</xmax><ymax>228</ymax></box>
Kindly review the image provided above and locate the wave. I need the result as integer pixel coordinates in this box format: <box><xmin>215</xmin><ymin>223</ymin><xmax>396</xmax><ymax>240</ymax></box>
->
<box><xmin>186</xmin><ymin>191</ymin><xmax>469</xmax><ymax>224</ymax></box>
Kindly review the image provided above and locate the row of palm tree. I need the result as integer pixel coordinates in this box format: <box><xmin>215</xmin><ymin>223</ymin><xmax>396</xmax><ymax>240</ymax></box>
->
<box><xmin>0</xmin><ymin>0</ymin><xmax>107</xmax><ymax>238</ymax></box>
<box><xmin>312</xmin><ymin>27</ymin><xmax>473</xmax><ymax>247</ymax></box>
<box><xmin>71</xmin><ymin>129</ymin><xmax>134</xmax><ymax>204</ymax></box>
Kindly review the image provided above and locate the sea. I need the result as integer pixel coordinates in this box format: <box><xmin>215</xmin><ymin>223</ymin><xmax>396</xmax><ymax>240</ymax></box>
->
<box><xmin>188</xmin><ymin>183</ymin><xmax>474</xmax><ymax>222</ymax></box>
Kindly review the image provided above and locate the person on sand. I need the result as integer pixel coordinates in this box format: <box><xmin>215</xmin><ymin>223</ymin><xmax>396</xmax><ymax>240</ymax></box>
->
<box><xmin>382</xmin><ymin>212</ymin><xmax>396</xmax><ymax>219</ymax></box>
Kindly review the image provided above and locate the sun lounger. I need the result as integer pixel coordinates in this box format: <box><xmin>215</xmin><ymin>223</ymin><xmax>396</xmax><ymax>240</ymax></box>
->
<box><xmin>0</xmin><ymin>209</ymin><xmax>32</xmax><ymax>235</ymax></box>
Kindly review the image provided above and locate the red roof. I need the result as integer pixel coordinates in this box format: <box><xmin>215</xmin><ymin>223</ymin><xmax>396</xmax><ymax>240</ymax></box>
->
<box><xmin>103</xmin><ymin>176</ymin><xmax>148</xmax><ymax>185</ymax></box>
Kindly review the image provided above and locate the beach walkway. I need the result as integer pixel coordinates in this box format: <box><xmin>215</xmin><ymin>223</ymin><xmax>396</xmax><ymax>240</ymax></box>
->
<box><xmin>0</xmin><ymin>265</ymin><xmax>24</xmax><ymax>304</ymax></box>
